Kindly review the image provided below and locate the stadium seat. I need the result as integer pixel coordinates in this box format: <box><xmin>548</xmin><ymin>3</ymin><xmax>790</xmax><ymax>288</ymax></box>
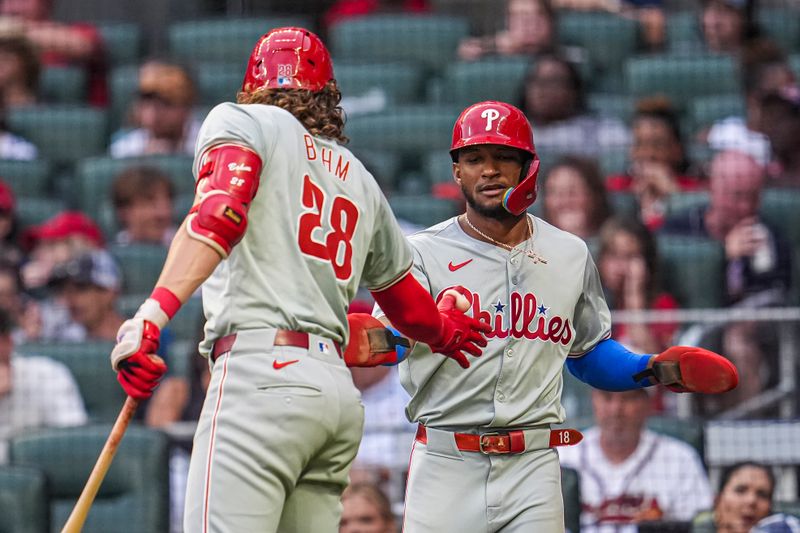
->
<box><xmin>626</xmin><ymin>55</ymin><xmax>738</xmax><ymax>109</ymax></box>
<box><xmin>647</xmin><ymin>416</ymin><xmax>704</xmax><ymax>459</ymax></box>
<box><xmin>587</xmin><ymin>92</ymin><xmax>637</xmax><ymax>124</ymax></box>
<box><xmin>665</xmin><ymin>191</ymin><xmax>709</xmax><ymax>219</ymax></box>
<box><xmin>39</xmin><ymin>66</ymin><xmax>87</xmax><ymax>104</ymax></box>
<box><xmin>169</xmin><ymin>17</ymin><xmax>313</xmax><ymax>64</ymax></box>
<box><xmin>9</xmin><ymin>425</ymin><xmax>170</xmax><ymax>533</ymax></box>
<box><xmin>0</xmin><ymin>465</ymin><xmax>49</xmax><ymax>533</ymax></box>
<box><xmin>428</xmin><ymin>56</ymin><xmax>531</xmax><ymax>107</ymax></box>
<box><xmin>329</xmin><ymin>15</ymin><xmax>469</xmax><ymax>70</ymax></box>
<box><xmin>194</xmin><ymin>62</ymin><xmax>242</xmax><ymax>105</ymax></box>
<box><xmin>689</xmin><ymin>93</ymin><xmax>745</xmax><ymax>134</ymax></box>
<box><xmin>74</xmin><ymin>154</ymin><xmax>195</xmax><ymax>226</ymax></box>
<box><xmin>561</xmin><ymin>466</ymin><xmax>582</xmax><ymax>533</ymax></box>
<box><xmin>108</xmin><ymin>65</ymin><xmax>139</xmax><ymax>131</ymax></box>
<box><xmin>14</xmin><ymin>341</ymin><xmax>124</xmax><ymax>423</ymax></box>
<box><xmin>347</xmin><ymin>104</ymin><xmax>461</xmax><ymax>153</ymax></box>
<box><xmin>665</xmin><ymin>11</ymin><xmax>700</xmax><ymax>53</ymax></box>
<box><xmin>758</xmin><ymin>8</ymin><xmax>800</xmax><ymax>52</ymax></box>
<box><xmin>0</xmin><ymin>159</ymin><xmax>52</xmax><ymax>199</ymax></box>
<box><xmin>599</xmin><ymin>148</ymin><xmax>629</xmax><ymax>177</ymax></box>
<box><xmin>97</xmin><ymin>22</ymin><xmax>142</xmax><ymax>65</ymax></box>
<box><xmin>608</xmin><ymin>191</ymin><xmax>638</xmax><ymax>220</ymax></box>
<box><xmin>109</xmin><ymin>244</ymin><xmax>168</xmax><ymax>295</ymax></box>
<box><xmin>336</xmin><ymin>61</ymin><xmax>425</xmax><ymax>104</ymax></box>
<box><xmin>791</xmin><ymin>54</ymin><xmax>800</xmax><ymax>80</ymax></box>
<box><xmin>351</xmin><ymin>149</ymin><xmax>404</xmax><ymax>190</ymax></box>
<box><xmin>389</xmin><ymin>194</ymin><xmax>458</xmax><ymax>227</ymax></box>
<box><xmin>761</xmin><ymin>188</ymin><xmax>800</xmax><ymax>250</ymax></box>
<box><xmin>168</xmin><ymin>295</ymin><xmax>204</xmax><ymax>343</ymax></box>
<box><xmin>7</xmin><ymin>106</ymin><xmax>108</xmax><ymax>166</ymax></box>
<box><xmin>657</xmin><ymin>236</ymin><xmax>725</xmax><ymax>308</ymax></box>
<box><xmin>423</xmin><ymin>150</ymin><xmax>455</xmax><ymax>186</ymax></box>
<box><xmin>561</xmin><ymin>366</ymin><xmax>593</xmax><ymax>422</ymax></box>
<box><xmin>557</xmin><ymin>11</ymin><xmax>639</xmax><ymax>90</ymax></box>
<box><xmin>15</xmin><ymin>197</ymin><xmax>66</xmax><ymax>229</ymax></box>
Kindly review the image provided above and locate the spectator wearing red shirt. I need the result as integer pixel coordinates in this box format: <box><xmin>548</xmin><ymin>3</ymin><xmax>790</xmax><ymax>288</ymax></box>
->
<box><xmin>324</xmin><ymin>0</ymin><xmax>429</xmax><ymax>30</ymax></box>
<box><xmin>606</xmin><ymin>98</ymin><xmax>704</xmax><ymax>230</ymax></box>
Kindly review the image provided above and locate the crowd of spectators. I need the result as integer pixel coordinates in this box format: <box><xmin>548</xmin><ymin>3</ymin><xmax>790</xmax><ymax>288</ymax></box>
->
<box><xmin>0</xmin><ymin>0</ymin><xmax>798</xmax><ymax>530</ymax></box>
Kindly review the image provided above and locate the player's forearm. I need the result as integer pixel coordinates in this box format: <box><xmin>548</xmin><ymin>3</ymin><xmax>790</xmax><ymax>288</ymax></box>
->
<box><xmin>155</xmin><ymin>222</ymin><xmax>222</xmax><ymax>303</ymax></box>
<box><xmin>370</xmin><ymin>273</ymin><xmax>444</xmax><ymax>345</ymax></box>
<box><xmin>566</xmin><ymin>339</ymin><xmax>654</xmax><ymax>391</ymax></box>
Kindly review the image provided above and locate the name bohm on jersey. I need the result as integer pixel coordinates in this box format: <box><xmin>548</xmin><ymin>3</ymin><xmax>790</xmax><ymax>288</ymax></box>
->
<box><xmin>440</xmin><ymin>286</ymin><xmax>573</xmax><ymax>344</ymax></box>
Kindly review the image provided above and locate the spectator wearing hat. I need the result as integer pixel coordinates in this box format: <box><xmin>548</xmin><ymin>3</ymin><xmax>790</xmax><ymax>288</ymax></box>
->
<box><xmin>0</xmin><ymin>179</ymin><xmax>22</xmax><ymax>265</ymax></box>
<box><xmin>111</xmin><ymin>165</ymin><xmax>177</xmax><ymax>247</ymax></box>
<box><xmin>0</xmin><ymin>307</ymin><xmax>88</xmax><ymax>464</ymax></box>
<box><xmin>109</xmin><ymin>60</ymin><xmax>200</xmax><ymax>158</ymax></box>
<box><xmin>20</xmin><ymin>210</ymin><xmax>104</xmax><ymax>292</ymax></box>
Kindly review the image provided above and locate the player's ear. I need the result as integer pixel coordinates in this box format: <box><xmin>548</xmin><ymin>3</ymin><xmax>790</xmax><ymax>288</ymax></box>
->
<box><xmin>452</xmin><ymin>162</ymin><xmax>461</xmax><ymax>184</ymax></box>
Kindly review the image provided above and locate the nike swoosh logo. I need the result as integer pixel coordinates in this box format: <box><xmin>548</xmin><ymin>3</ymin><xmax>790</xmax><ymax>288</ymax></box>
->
<box><xmin>273</xmin><ymin>359</ymin><xmax>300</xmax><ymax>370</ymax></box>
<box><xmin>448</xmin><ymin>259</ymin><xmax>473</xmax><ymax>272</ymax></box>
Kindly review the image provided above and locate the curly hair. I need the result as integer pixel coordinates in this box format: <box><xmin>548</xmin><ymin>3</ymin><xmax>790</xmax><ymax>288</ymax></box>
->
<box><xmin>236</xmin><ymin>80</ymin><xmax>348</xmax><ymax>144</ymax></box>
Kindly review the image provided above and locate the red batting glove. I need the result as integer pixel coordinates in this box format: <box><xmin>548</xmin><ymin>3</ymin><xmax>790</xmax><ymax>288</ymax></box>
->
<box><xmin>111</xmin><ymin>319</ymin><xmax>168</xmax><ymax>400</ymax></box>
<box><xmin>634</xmin><ymin>346</ymin><xmax>739</xmax><ymax>394</ymax></box>
<box><xmin>427</xmin><ymin>291</ymin><xmax>491</xmax><ymax>369</ymax></box>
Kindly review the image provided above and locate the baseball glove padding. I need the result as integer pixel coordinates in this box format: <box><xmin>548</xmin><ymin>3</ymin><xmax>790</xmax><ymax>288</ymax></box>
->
<box><xmin>632</xmin><ymin>346</ymin><xmax>739</xmax><ymax>394</ymax></box>
<box><xmin>344</xmin><ymin>313</ymin><xmax>410</xmax><ymax>367</ymax></box>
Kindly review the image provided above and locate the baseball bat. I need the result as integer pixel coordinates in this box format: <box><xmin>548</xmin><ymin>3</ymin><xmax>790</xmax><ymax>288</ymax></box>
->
<box><xmin>60</xmin><ymin>396</ymin><xmax>140</xmax><ymax>533</ymax></box>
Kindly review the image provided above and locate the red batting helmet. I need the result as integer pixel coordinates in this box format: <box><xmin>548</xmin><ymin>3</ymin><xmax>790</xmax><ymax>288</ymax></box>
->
<box><xmin>241</xmin><ymin>27</ymin><xmax>333</xmax><ymax>93</ymax></box>
<box><xmin>450</xmin><ymin>101</ymin><xmax>540</xmax><ymax>215</ymax></box>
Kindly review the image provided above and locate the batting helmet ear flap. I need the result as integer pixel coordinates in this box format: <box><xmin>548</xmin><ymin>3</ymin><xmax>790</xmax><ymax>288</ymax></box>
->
<box><xmin>502</xmin><ymin>156</ymin><xmax>540</xmax><ymax>215</ymax></box>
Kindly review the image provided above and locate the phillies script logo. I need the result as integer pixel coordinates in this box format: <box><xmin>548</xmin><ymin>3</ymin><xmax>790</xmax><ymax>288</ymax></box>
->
<box><xmin>437</xmin><ymin>287</ymin><xmax>573</xmax><ymax>344</ymax></box>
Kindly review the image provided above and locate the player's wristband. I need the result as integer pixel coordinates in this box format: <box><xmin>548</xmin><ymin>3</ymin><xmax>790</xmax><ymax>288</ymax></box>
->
<box><xmin>150</xmin><ymin>287</ymin><xmax>182</xmax><ymax>319</ymax></box>
<box><xmin>134</xmin><ymin>287</ymin><xmax>182</xmax><ymax>329</ymax></box>
<box><xmin>382</xmin><ymin>326</ymin><xmax>408</xmax><ymax>366</ymax></box>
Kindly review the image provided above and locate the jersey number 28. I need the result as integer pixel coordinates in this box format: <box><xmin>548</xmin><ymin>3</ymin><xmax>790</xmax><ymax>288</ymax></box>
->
<box><xmin>298</xmin><ymin>174</ymin><xmax>359</xmax><ymax>280</ymax></box>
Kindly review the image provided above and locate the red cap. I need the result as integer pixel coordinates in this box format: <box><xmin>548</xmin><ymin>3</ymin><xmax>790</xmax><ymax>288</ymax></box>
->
<box><xmin>0</xmin><ymin>179</ymin><xmax>14</xmax><ymax>213</ymax></box>
<box><xmin>27</xmin><ymin>211</ymin><xmax>104</xmax><ymax>247</ymax></box>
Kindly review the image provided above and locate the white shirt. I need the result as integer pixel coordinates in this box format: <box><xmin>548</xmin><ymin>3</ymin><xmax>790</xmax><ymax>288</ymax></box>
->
<box><xmin>355</xmin><ymin>368</ymin><xmax>416</xmax><ymax>470</ymax></box>
<box><xmin>109</xmin><ymin>119</ymin><xmax>202</xmax><ymax>158</ymax></box>
<box><xmin>0</xmin><ymin>132</ymin><xmax>37</xmax><ymax>160</ymax></box>
<box><xmin>558</xmin><ymin>427</ymin><xmax>713</xmax><ymax>533</ymax></box>
<box><xmin>0</xmin><ymin>356</ymin><xmax>88</xmax><ymax>463</ymax></box>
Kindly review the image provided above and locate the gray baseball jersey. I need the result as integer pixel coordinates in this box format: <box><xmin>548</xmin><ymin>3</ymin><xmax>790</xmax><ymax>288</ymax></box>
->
<box><xmin>376</xmin><ymin>214</ymin><xmax>612</xmax><ymax>428</ymax></box>
<box><xmin>194</xmin><ymin>103</ymin><xmax>413</xmax><ymax>356</ymax></box>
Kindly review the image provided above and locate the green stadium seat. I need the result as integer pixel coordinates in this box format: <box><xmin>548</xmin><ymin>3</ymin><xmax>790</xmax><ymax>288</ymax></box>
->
<box><xmin>168</xmin><ymin>295</ymin><xmax>204</xmax><ymax>343</ymax></box>
<box><xmin>14</xmin><ymin>341</ymin><xmax>124</xmax><ymax>423</ymax></box>
<box><xmin>389</xmin><ymin>194</ymin><xmax>458</xmax><ymax>227</ymax></box>
<box><xmin>665</xmin><ymin>11</ymin><xmax>700</xmax><ymax>53</ymax></box>
<box><xmin>428</xmin><ymin>56</ymin><xmax>531</xmax><ymax>107</ymax></box>
<box><xmin>10</xmin><ymin>425</ymin><xmax>170</xmax><ymax>533</ymax></box>
<box><xmin>599</xmin><ymin>148</ymin><xmax>629</xmax><ymax>177</ymax></box>
<box><xmin>15</xmin><ymin>197</ymin><xmax>66</xmax><ymax>229</ymax></box>
<box><xmin>7</xmin><ymin>106</ymin><xmax>108</xmax><ymax>166</ymax></box>
<box><xmin>587</xmin><ymin>92</ymin><xmax>637</xmax><ymax>124</ymax></box>
<box><xmin>0</xmin><ymin>465</ymin><xmax>49</xmax><ymax>533</ymax></box>
<box><xmin>39</xmin><ymin>66</ymin><xmax>87</xmax><ymax>104</ymax></box>
<box><xmin>336</xmin><ymin>61</ymin><xmax>425</xmax><ymax>104</ymax></box>
<box><xmin>423</xmin><ymin>150</ymin><xmax>455</xmax><ymax>185</ymax></box>
<box><xmin>329</xmin><ymin>15</ymin><xmax>469</xmax><ymax>70</ymax></box>
<box><xmin>647</xmin><ymin>416</ymin><xmax>704</xmax><ymax>458</ymax></box>
<box><xmin>689</xmin><ymin>93</ymin><xmax>745</xmax><ymax>134</ymax></box>
<box><xmin>351</xmin><ymin>149</ymin><xmax>403</xmax><ymax>190</ymax></box>
<box><xmin>109</xmin><ymin>244</ymin><xmax>168</xmax><ymax>295</ymax></box>
<box><xmin>791</xmin><ymin>54</ymin><xmax>800</xmax><ymax>80</ymax></box>
<box><xmin>608</xmin><ymin>191</ymin><xmax>638</xmax><ymax>219</ymax></box>
<box><xmin>626</xmin><ymin>55</ymin><xmax>738</xmax><ymax>109</ymax></box>
<box><xmin>557</xmin><ymin>11</ymin><xmax>639</xmax><ymax>90</ymax></box>
<box><xmin>169</xmin><ymin>17</ymin><xmax>313</xmax><ymax>64</ymax></box>
<box><xmin>665</xmin><ymin>191</ymin><xmax>709</xmax><ymax>219</ymax></box>
<box><xmin>75</xmin><ymin>154</ymin><xmax>195</xmax><ymax>225</ymax></box>
<box><xmin>561</xmin><ymin>466</ymin><xmax>582</xmax><ymax>533</ymax></box>
<box><xmin>194</xmin><ymin>62</ymin><xmax>242</xmax><ymax>105</ymax></box>
<box><xmin>758</xmin><ymin>8</ymin><xmax>800</xmax><ymax>52</ymax></box>
<box><xmin>109</xmin><ymin>65</ymin><xmax>138</xmax><ymax>131</ymax></box>
<box><xmin>97</xmin><ymin>22</ymin><xmax>142</xmax><ymax>65</ymax></box>
<box><xmin>347</xmin><ymin>105</ymin><xmax>461</xmax><ymax>152</ymax></box>
<box><xmin>761</xmin><ymin>188</ymin><xmax>800</xmax><ymax>249</ymax></box>
<box><xmin>561</xmin><ymin>366</ymin><xmax>593</xmax><ymax>422</ymax></box>
<box><xmin>0</xmin><ymin>159</ymin><xmax>52</xmax><ymax>199</ymax></box>
<box><xmin>657</xmin><ymin>236</ymin><xmax>725</xmax><ymax>308</ymax></box>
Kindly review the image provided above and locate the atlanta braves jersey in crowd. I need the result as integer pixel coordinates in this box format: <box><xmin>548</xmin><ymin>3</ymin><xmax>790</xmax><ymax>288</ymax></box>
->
<box><xmin>194</xmin><ymin>102</ymin><xmax>412</xmax><ymax>357</ymax></box>
<box><xmin>375</xmin><ymin>215</ymin><xmax>612</xmax><ymax>428</ymax></box>
<box><xmin>558</xmin><ymin>428</ymin><xmax>713</xmax><ymax>532</ymax></box>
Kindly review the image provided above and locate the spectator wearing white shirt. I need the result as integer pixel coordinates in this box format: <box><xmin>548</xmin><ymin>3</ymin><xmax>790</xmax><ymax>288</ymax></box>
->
<box><xmin>559</xmin><ymin>389</ymin><xmax>712</xmax><ymax>532</ymax></box>
<box><xmin>0</xmin><ymin>308</ymin><xmax>88</xmax><ymax>463</ymax></box>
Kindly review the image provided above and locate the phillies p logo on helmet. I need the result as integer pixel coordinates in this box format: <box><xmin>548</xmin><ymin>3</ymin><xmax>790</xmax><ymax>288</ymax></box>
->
<box><xmin>481</xmin><ymin>108</ymin><xmax>501</xmax><ymax>131</ymax></box>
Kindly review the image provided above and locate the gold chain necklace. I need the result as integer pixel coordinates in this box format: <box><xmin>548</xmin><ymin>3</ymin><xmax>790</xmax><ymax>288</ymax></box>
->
<box><xmin>462</xmin><ymin>214</ymin><xmax>547</xmax><ymax>264</ymax></box>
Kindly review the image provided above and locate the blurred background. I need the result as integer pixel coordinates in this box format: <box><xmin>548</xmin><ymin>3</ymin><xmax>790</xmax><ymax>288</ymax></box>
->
<box><xmin>0</xmin><ymin>0</ymin><xmax>799</xmax><ymax>531</ymax></box>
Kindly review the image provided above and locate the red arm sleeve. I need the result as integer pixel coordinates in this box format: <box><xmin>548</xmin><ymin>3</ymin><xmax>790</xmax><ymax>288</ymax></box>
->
<box><xmin>370</xmin><ymin>272</ymin><xmax>444</xmax><ymax>346</ymax></box>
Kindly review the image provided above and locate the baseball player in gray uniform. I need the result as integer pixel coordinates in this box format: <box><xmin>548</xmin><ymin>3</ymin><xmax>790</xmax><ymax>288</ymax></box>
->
<box><xmin>107</xmin><ymin>28</ymin><xmax>489</xmax><ymax>533</ymax></box>
<box><xmin>364</xmin><ymin>101</ymin><xmax>739</xmax><ymax>532</ymax></box>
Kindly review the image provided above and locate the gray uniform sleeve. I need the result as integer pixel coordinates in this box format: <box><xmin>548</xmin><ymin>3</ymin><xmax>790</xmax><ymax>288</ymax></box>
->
<box><xmin>568</xmin><ymin>252</ymin><xmax>612</xmax><ymax>356</ymax></box>
<box><xmin>361</xmin><ymin>193</ymin><xmax>414</xmax><ymax>291</ymax></box>
<box><xmin>372</xmin><ymin>243</ymin><xmax>430</xmax><ymax>318</ymax></box>
<box><xmin>192</xmin><ymin>102</ymin><xmax>272</xmax><ymax>181</ymax></box>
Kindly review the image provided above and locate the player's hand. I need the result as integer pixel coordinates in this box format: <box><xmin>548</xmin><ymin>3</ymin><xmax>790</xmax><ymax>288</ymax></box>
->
<box><xmin>344</xmin><ymin>313</ymin><xmax>411</xmax><ymax>367</ymax></box>
<box><xmin>110</xmin><ymin>318</ymin><xmax>167</xmax><ymax>400</ymax></box>
<box><xmin>634</xmin><ymin>346</ymin><xmax>739</xmax><ymax>394</ymax></box>
<box><xmin>428</xmin><ymin>288</ymin><xmax>491</xmax><ymax>369</ymax></box>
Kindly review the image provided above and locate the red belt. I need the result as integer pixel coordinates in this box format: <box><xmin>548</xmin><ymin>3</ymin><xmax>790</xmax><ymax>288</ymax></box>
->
<box><xmin>211</xmin><ymin>330</ymin><xmax>342</xmax><ymax>362</ymax></box>
<box><xmin>415</xmin><ymin>425</ymin><xmax>583</xmax><ymax>455</ymax></box>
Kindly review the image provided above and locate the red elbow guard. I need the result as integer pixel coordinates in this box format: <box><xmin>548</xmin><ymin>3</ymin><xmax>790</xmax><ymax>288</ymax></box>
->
<box><xmin>187</xmin><ymin>192</ymin><xmax>249</xmax><ymax>257</ymax></box>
